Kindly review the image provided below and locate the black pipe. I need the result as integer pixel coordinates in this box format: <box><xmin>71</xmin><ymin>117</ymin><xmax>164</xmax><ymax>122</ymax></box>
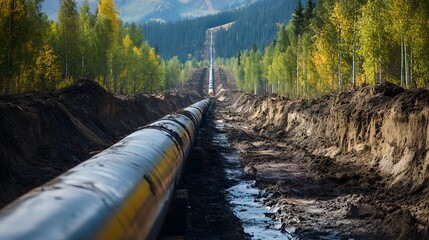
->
<box><xmin>0</xmin><ymin>98</ymin><xmax>211</xmax><ymax>240</ymax></box>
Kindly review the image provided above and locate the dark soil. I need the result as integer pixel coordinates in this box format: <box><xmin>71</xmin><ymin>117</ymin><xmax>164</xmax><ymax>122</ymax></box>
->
<box><xmin>183</xmin><ymin>68</ymin><xmax>208</xmax><ymax>95</ymax></box>
<box><xmin>179</xmin><ymin>99</ymin><xmax>249</xmax><ymax>240</ymax></box>
<box><xmin>0</xmin><ymin>78</ymin><xmax>202</xmax><ymax>208</ymax></box>
<box><xmin>0</xmin><ymin>67</ymin><xmax>248</xmax><ymax>240</ymax></box>
<box><xmin>212</xmin><ymin>67</ymin><xmax>429</xmax><ymax>239</ymax></box>
<box><xmin>3</xmin><ymin>64</ymin><xmax>429</xmax><ymax>240</ymax></box>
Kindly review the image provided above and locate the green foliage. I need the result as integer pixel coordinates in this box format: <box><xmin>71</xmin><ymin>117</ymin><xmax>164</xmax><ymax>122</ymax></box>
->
<box><xmin>163</xmin><ymin>56</ymin><xmax>181</xmax><ymax>90</ymax></box>
<box><xmin>34</xmin><ymin>44</ymin><xmax>61</xmax><ymax>90</ymax></box>
<box><xmin>56</xmin><ymin>77</ymin><xmax>75</xmax><ymax>89</ymax></box>
<box><xmin>231</xmin><ymin>0</ymin><xmax>429</xmax><ymax>98</ymax></box>
<box><xmin>143</xmin><ymin>0</ymin><xmax>301</xmax><ymax>61</ymax></box>
<box><xmin>3</xmin><ymin>0</ymin><xmax>429</xmax><ymax>96</ymax></box>
<box><xmin>357</xmin><ymin>0</ymin><xmax>389</xmax><ymax>84</ymax></box>
<box><xmin>79</xmin><ymin>0</ymin><xmax>96</xmax><ymax>78</ymax></box>
<box><xmin>0</xmin><ymin>0</ymin><xmax>52</xmax><ymax>94</ymax></box>
<box><xmin>0</xmin><ymin>0</ymin><xmax>180</xmax><ymax>95</ymax></box>
<box><xmin>58</xmin><ymin>0</ymin><xmax>80</xmax><ymax>78</ymax></box>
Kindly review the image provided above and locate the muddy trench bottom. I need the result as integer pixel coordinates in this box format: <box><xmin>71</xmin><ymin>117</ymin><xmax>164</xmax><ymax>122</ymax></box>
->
<box><xmin>215</xmin><ymin>113</ymin><xmax>391</xmax><ymax>239</ymax></box>
<box><xmin>211</xmin><ymin>118</ymin><xmax>294</xmax><ymax>239</ymax></box>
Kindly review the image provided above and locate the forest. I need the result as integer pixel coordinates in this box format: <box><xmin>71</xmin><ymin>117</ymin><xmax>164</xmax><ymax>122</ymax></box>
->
<box><xmin>3</xmin><ymin>0</ymin><xmax>428</xmax><ymax>97</ymax></box>
<box><xmin>143</xmin><ymin>0</ymin><xmax>300</xmax><ymax>61</ymax></box>
<box><xmin>230</xmin><ymin>0</ymin><xmax>429</xmax><ymax>98</ymax></box>
<box><xmin>0</xmin><ymin>0</ymin><xmax>199</xmax><ymax>95</ymax></box>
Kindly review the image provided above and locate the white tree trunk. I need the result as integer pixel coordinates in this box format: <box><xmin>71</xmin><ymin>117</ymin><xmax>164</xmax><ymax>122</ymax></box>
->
<box><xmin>338</xmin><ymin>32</ymin><xmax>342</xmax><ymax>92</ymax></box>
<box><xmin>405</xmin><ymin>39</ymin><xmax>409</xmax><ymax>88</ymax></box>
<box><xmin>400</xmin><ymin>35</ymin><xmax>404</xmax><ymax>87</ymax></box>
<box><xmin>410</xmin><ymin>45</ymin><xmax>413</xmax><ymax>87</ymax></box>
<box><xmin>379</xmin><ymin>62</ymin><xmax>382</xmax><ymax>83</ymax></box>
<box><xmin>65</xmin><ymin>44</ymin><xmax>69</xmax><ymax>78</ymax></box>
<box><xmin>352</xmin><ymin>3</ymin><xmax>357</xmax><ymax>89</ymax></box>
<box><xmin>296</xmin><ymin>40</ymin><xmax>300</xmax><ymax>98</ymax></box>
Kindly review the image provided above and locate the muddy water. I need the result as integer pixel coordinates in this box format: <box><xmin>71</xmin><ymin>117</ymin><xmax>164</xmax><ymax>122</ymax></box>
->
<box><xmin>212</xmin><ymin>119</ymin><xmax>295</xmax><ymax>239</ymax></box>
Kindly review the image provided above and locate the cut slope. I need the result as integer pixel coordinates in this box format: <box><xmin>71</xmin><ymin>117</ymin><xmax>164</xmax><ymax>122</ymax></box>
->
<box><xmin>231</xmin><ymin>83</ymin><xmax>429</xmax><ymax>188</ymax></box>
<box><xmin>226</xmin><ymin>82</ymin><xmax>429</xmax><ymax>238</ymax></box>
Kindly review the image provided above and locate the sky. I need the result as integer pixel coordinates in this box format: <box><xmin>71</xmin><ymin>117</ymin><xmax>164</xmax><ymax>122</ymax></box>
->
<box><xmin>42</xmin><ymin>0</ymin><xmax>98</xmax><ymax>21</ymax></box>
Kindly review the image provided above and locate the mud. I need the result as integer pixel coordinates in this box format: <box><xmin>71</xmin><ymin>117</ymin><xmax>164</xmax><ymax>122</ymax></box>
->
<box><xmin>179</xmin><ymin>105</ymin><xmax>249</xmax><ymax>239</ymax></box>
<box><xmin>0</xmin><ymin>77</ymin><xmax>202</xmax><ymax>208</ymax></box>
<box><xmin>214</xmin><ymin>67</ymin><xmax>429</xmax><ymax>239</ymax></box>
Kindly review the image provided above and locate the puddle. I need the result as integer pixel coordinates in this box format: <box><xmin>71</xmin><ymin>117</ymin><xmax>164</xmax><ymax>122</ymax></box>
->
<box><xmin>212</xmin><ymin>120</ymin><xmax>295</xmax><ymax>239</ymax></box>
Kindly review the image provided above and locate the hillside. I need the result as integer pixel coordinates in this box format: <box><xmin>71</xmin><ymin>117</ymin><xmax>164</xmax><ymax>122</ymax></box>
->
<box><xmin>41</xmin><ymin>0</ymin><xmax>256</xmax><ymax>23</ymax></box>
<box><xmin>143</xmin><ymin>0</ymin><xmax>301</xmax><ymax>61</ymax></box>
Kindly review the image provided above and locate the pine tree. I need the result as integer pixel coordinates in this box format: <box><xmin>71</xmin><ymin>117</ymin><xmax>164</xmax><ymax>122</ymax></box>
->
<box><xmin>304</xmin><ymin>0</ymin><xmax>315</xmax><ymax>30</ymax></box>
<box><xmin>292</xmin><ymin>0</ymin><xmax>305</xmax><ymax>97</ymax></box>
<box><xmin>277</xmin><ymin>26</ymin><xmax>289</xmax><ymax>53</ymax></box>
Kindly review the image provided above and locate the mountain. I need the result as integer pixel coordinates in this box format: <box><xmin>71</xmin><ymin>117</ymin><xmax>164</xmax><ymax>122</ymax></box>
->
<box><xmin>143</xmin><ymin>0</ymin><xmax>302</xmax><ymax>61</ymax></box>
<box><xmin>118</xmin><ymin>0</ymin><xmax>258</xmax><ymax>23</ymax></box>
<box><xmin>41</xmin><ymin>0</ymin><xmax>256</xmax><ymax>23</ymax></box>
<box><xmin>42</xmin><ymin>0</ymin><xmax>301</xmax><ymax>61</ymax></box>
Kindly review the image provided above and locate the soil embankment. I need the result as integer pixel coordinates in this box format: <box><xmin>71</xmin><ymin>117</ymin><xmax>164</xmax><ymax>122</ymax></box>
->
<box><xmin>183</xmin><ymin>68</ymin><xmax>208</xmax><ymax>95</ymax></box>
<box><xmin>0</xmin><ymin>78</ymin><xmax>202</xmax><ymax>208</ymax></box>
<box><xmin>216</xmin><ymin>68</ymin><xmax>429</xmax><ymax>239</ymax></box>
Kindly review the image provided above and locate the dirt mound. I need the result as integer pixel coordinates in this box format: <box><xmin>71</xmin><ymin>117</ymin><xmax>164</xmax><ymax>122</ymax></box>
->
<box><xmin>219</xmin><ymin>81</ymin><xmax>429</xmax><ymax>239</ymax></box>
<box><xmin>0</xmin><ymin>78</ymin><xmax>201</xmax><ymax>208</ymax></box>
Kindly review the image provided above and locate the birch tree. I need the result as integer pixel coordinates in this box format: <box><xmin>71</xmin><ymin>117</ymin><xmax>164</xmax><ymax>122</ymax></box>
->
<box><xmin>58</xmin><ymin>0</ymin><xmax>80</xmax><ymax>79</ymax></box>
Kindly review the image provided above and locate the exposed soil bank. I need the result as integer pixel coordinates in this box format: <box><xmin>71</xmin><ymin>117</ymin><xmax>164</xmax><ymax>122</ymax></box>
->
<box><xmin>216</xmin><ymin>70</ymin><xmax>429</xmax><ymax>239</ymax></box>
<box><xmin>233</xmin><ymin>83</ymin><xmax>429</xmax><ymax>189</ymax></box>
<box><xmin>0</xmin><ymin>78</ymin><xmax>202</xmax><ymax>208</ymax></box>
<box><xmin>183</xmin><ymin>68</ymin><xmax>207</xmax><ymax>95</ymax></box>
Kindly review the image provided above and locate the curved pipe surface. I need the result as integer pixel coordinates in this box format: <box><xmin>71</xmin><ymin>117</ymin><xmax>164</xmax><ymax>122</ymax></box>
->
<box><xmin>0</xmin><ymin>98</ymin><xmax>211</xmax><ymax>240</ymax></box>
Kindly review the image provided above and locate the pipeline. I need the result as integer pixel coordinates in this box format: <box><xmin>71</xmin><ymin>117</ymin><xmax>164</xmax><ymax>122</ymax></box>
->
<box><xmin>208</xmin><ymin>28</ymin><xmax>215</xmax><ymax>96</ymax></box>
<box><xmin>0</xmin><ymin>98</ymin><xmax>211</xmax><ymax>240</ymax></box>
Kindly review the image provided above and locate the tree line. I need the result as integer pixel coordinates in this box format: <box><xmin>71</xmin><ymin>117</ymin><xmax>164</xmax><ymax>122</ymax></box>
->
<box><xmin>143</xmin><ymin>0</ymin><xmax>301</xmax><ymax>62</ymax></box>
<box><xmin>0</xmin><ymin>0</ymin><xmax>196</xmax><ymax>95</ymax></box>
<box><xmin>231</xmin><ymin>0</ymin><xmax>429</xmax><ymax>98</ymax></box>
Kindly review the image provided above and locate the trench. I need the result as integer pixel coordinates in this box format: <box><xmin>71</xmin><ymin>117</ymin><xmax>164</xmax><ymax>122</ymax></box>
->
<box><xmin>211</xmin><ymin>119</ymin><xmax>295</xmax><ymax>239</ymax></box>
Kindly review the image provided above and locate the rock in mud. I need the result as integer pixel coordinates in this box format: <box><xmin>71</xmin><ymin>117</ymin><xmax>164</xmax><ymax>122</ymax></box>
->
<box><xmin>244</xmin><ymin>165</ymin><xmax>257</xmax><ymax>177</ymax></box>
